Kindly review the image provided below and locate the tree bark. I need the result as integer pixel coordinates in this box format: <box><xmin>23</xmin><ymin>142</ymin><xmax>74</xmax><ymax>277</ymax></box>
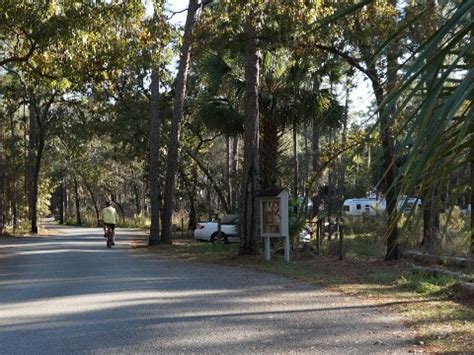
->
<box><xmin>226</xmin><ymin>135</ymin><xmax>231</xmax><ymax>206</ymax></box>
<box><xmin>179</xmin><ymin>167</ymin><xmax>197</xmax><ymax>231</ymax></box>
<box><xmin>422</xmin><ymin>0</ymin><xmax>441</xmax><ymax>254</ymax></box>
<box><xmin>161</xmin><ymin>0</ymin><xmax>200</xmax><ymax>244</ymax></box>
<box><xmin>149</xmin><ymin>67</ymin><xmax>161</xmax><ymax>246</ymax></box>
<box><xmin>83</xmin><ymin>180</ymin><xmax>100</xmax><ymax>225</ymax></box>
<box><xmin>303</xmin><ymin>123</ymin><xmax>310</xmax><ymax>216</ymax></box>
<box><xmin>471</xmin><ymin>6</ymin><xmax>474</xmax><ymax>255</ymax></box>
<box><xmin>311</xmin><ymin>77</ymin><xmax>321</xmax><ymax>219</ymax></box>
<box><xmin>0</xmin><ymin>111</ymin><xmax>5</xmax><ymax>235</ymax></box>
<box><xmin>327</xmin><ymin>127</ymin><xmax>336</xmax><ymax>219</ymax></box>
<box><xmin>230</xmin><ymin>137</ymin><xmax>239</xmax><ymax>211</ymax></box>
<box><xmin>471</xmin><ymin>138</ymin><xmax>473</xmax><ymax>255</ymax></box>
<box><xmin>9</xmin><ymin>109</ymin><xmax>18</xmax><ymax>231</ymax></box>
<box><xmin>260</xmin><ymin>111</ymin><xmax>278</xmax><ymax>190</ymax></box>
<box><xmin>337</xmin><ymin>84</ymin><xmax>349</xmax><ymax>211</ymax></box>
<box><xmin>27</xmin><ymin>90</ymin><xmax>55</xmax><ymax>234</ymax></box>
<box><xmin>422</xmin><ymin>185</ymin><xmax>440</xmax><ymax>254</ymax></box>
<box><xmin>371</xmin><ymin>66</ymin><xmax>399</xmax><ymax>260</ymax></box>
<box><xmin>311</xmin><ymin>118</ymin><xmax>320</xmax><ymax>218</ymax></box>
<box><xmin>30</xmin><ymin>135</ymin><xmax>45</xmax><ymax>233</ymax></box>
<box><xmin>74</xmin><ymin>177</ymin><xmax>81</xmax><ymax>225</ymax></box>
<box><xmin>292</xmin><ymin>120</ymin><xmax>298</xmax><ymax>201</ymax></box>
<box><xmin>27</xmin><ymin>96</ymin><xmax>38</xmax><ymax>228</ymax></box>
<box><xmin>381</xmin><ymin>7</ymin><xmax>400</xmax><ymax>259</ymax></box>
<box><xmin>134</xmin><ymin>183</ymin><xmax>141</xmax><ymax>216</ymax></box>
<box><xmin>59</xmin><ymin>180</ymin><xmax>65</xmax><ymax>224</ymax></box>
<box><xmin>239</xmin><ymin>15</ymin><xmax>260</xmax><ymax>256</ymax></box>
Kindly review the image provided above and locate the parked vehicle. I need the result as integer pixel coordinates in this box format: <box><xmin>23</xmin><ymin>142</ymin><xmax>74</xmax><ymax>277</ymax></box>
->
<box><xmin>343</xmin><ymin>197</ymin><xmax>383</xmax><ymax>216</ymax></box>
<box><xmin>342</xmin><ymin>196</ymin><xmax>421</xmax><ymax>216</ymax></box>
<box><xmin>299</xmin><ymin>226</ymin><xmax>311</xmax><ymax>243</ymax></box>
<box><xmin>194</xmin><ymin>214</ymin><xmax>239</xmax><ymax>242</ymax></box>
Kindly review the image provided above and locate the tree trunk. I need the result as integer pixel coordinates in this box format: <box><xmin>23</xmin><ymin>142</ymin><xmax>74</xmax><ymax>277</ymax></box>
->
<box><xmin>327</xmin><ymin>127</ymin><xmax>336</xmax><ymax>219</ymax></box>
<box><xmin>230</xmin><ymin>137</ymin><xmax>239</xmax><ymax>211</ymax></box>
<box><xmin>337</xmin><ymin>83</ymin><xmax>349</xmax><ymax>210</ymax></box>
<box><xmin>311</xmin><ymin>118</ymin><xmax>320</xmax><ymax>218</ymax></box>
<box><xmin>371</xmin><ymin>66</ymin><xmax>399</xmax><ymax>260</ymax></box>
<box><xmin>149</xmin><ymin>67</ymin><xmax>161</xmax><ymax>246</ymax></box>
<box><xmin>378</xmin><ymin>11</ymin><xmax>400</xmax><ymax>259</ymax></box>
<box><xmin>83</xmin><ymin>181</ymin><xmax>100</xmax><ymax>225</ymax></box>
<box><xmin>422</xmin><ymin>183</ymin><xmax>440</xmax><ymax>253</ymax></box>
<box><xmin>30</xmin><ymin>136</ymin><xmax>45</xmax><ymax>233</ymax></box>
<box><xmin>226</xmin><ymin>135</ymin><xmax>231</xmax><ymax>206</ymax></box>
<box><xmin>239</xmin><ymin>15</ymin><xmax>260</xmax><ymax>256</ymax></box>
<box><xmin>63</xmin><ymin>179</ymin><xmax>68</xmax><ymax>223</ymax></box>
<box><xmin>179</xmin><ymin>167</ymin><xmax>197</xmax><ymax>231</ymax></box>
<box><xmin>9</xmin><ymin>110</ymin><xmax>18</xmax><ymax>231</ymax></box>
<box><xmin>74</xmin><ymin>177</ymin><xmax>81</xmax><ymax>225</ymax></box>
<box><xmin>292</xmin><ymin>120</ymin><xmax>298</xmax><ymax>201</ymax></box>
<box><xmin>421</xmin><ymin>0</ymin><xmax>441</xmax><ymax>254</ymax></box>
<box><xmin>310</xmin><ymin>76</ymin><xmax>321</xmax><ymax>219</ymax></box>
<box><xmin>260</xmin><ymin>111</ymin><xmax>278</xmax><ymax>189</ymax></box>
<box><xmin>0</xmin><ymin>111</ymin><xmax>5</xmax><ymax>235</ymax></box>
<box><xmin>27</xmin><ymin>98</ymin><xmax>38</xmax><ymax>227</ymax></box>
<box><xmin>134</xmin><ymin>184</ymin><xmax>141</xmax><ymax>216</ymax></box>
<box><xmin>471</xmin><ymin>6</ymin><xmax>474</xmax><ymax>255</ymax></box>
<box><xmin>303</xmin><ymin>123</ymin><xmax>310</xmax><ymax>216</ymax></box>
<box><xmin>161</xmin><ymin>0</ymin><xmax>200</xmax><ymax>244</ymax></box>
<box><xmin>59</xmin><ymin>180</ymin><xmax>65</xmax><ymax>224</ymax></box>
<box><xmin>471</xmin><ymin>139</ymin><xmax>473</xmax><ymax>255</ymax></box>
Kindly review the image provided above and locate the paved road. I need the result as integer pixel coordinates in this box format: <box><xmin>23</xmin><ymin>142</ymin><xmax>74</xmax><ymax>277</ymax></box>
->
<box><xmin>0</xmin><ymin>223</ymin><xmax>413</xmax><ymax>354</ymax></box>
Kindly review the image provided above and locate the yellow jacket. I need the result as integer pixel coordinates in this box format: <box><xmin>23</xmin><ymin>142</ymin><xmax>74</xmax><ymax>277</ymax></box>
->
<box><xmin>100</xmin><ymin>206</ymin><xmax>119</xmax><ymax>224</ymax></box>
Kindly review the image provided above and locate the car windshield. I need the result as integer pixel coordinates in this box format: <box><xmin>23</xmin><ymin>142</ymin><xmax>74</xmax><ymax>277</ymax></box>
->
<box><xmin>220</xmin><ymin>214</ymin><xmax>239</xmax><ymax>224</ymax></box>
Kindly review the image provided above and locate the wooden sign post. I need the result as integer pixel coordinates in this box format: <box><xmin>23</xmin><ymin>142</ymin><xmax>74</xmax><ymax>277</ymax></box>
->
<box><xmin>257</xmin><ymin>188</ymin><xmax>290</xmax><ymax>262</ymax></box>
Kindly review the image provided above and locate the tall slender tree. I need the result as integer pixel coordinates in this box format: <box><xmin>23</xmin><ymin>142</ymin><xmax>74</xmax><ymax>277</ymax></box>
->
<box><xmin>239</xmin><ymin>13</ymin><xmax>260</xmax><ymax>255</ymax></box>
<box><xmin>149</xmin><ymin>67</ymin><xmax>161</xmax><ymax>246</ymax></box>
<box><xmin>161</xmin><ymin>0</ymin><xmax>201</xmax><ymax>244</ymax></box>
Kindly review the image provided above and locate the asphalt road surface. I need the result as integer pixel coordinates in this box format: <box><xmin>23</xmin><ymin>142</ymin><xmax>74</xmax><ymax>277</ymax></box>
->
<box><xmin>0</xmin><ymin>222</ymin><xmax>414</xmax><ymax>354</ymax></box>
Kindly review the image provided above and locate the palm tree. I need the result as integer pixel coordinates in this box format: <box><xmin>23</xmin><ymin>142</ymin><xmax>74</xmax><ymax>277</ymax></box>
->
<box><xmin>382</xmin><ymin>1</ymin><xmax>473</xmax><ymax>254</ymax></box>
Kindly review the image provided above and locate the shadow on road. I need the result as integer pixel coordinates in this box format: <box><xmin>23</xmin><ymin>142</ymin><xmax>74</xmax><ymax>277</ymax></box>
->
<box><xmin>0</xmin><ymin>222</ymin><xmax>414</xmax><ymax>353</ymax></box>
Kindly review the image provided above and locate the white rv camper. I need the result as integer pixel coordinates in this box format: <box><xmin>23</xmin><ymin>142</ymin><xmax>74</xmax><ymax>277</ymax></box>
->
<box><xmin>342</xmin><ymin>197</ymin><xmax>384</xmax><ymax>216</ymax></box>
<box><xmin>343</xmin><ymin>196</ymin><xmax>421</xmax><ymax>216</ymax></box>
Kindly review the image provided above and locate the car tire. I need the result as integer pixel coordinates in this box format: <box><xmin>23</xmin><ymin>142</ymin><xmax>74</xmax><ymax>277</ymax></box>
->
<box><xmin>210</xmin><ymin>232</ymin><xmax>227</xmax><ymax>244</ymax></box>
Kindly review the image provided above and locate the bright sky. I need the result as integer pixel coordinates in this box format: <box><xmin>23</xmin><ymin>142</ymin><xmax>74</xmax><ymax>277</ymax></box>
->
<box><xmin>165</xmin><ymin>0</ymin><xmax>190</xmax><ymax>25</ymax></box>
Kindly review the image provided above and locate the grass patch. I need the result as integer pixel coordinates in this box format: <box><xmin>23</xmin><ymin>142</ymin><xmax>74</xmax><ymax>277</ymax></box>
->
<box><xmin>140</xmin><ymin>232</ymin><xmax>473</xmax><ymax>352</ymax></box>
<box><xmin>139</xmin><ymin>232</ymin><xmax>239</xmax><ymax>263</ymax></box>
<box><xmin>3</xmin><ymin>223</ymin><xmax>61</xmax><ymax>237</ymax></box>
<box><xmin>396</xmin><ymin>274</ymin><xmax>458</xmax><ymax>297</ymax></box>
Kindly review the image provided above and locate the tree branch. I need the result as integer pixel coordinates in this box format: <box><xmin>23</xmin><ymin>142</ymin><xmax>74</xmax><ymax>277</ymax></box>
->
<box><xmin>0</xmin><ymin>40</ymin><xmax>37</xmax><ymax>66</ymax></box>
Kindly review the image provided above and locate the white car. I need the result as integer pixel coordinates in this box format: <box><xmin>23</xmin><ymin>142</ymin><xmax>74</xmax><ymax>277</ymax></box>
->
<box><xmin>194</xmin><ymin>214</ymin><xmax>239</xmax><ymax>243</ymax></box>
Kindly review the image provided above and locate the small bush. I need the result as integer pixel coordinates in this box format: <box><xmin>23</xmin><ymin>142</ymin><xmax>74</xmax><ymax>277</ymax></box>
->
<box><xmin>118</xmin><ymin>214</ymin><xmax>150</xmax><ymax>229</ymax></box>
<box><xmin>343</xmin><ymin>214</ymin><xmax>387</xmax><ymax>239</ymax></box>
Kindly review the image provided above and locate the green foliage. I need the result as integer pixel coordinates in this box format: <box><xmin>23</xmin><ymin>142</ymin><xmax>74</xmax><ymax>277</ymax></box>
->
<box><xmin>344</xmin><ymin>214</ymin><xmax>387</xmax><ymax>238</ymax></box>
<box><xmin>396</xmin><ymin>273</ymin><xmax>457</xmax><ymax>297</ymax></box>
<box><xmin>117</xmin><ymin>214</ymin><xmax>151</xmax><ymax>229</ymax></box>
<box><xmin>288</xmin><ymin>197</ymin><xmax>306</xmax><ymax>244</ymax></box>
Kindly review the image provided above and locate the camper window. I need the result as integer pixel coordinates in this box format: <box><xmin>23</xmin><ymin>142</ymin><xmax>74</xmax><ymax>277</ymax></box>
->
<box><xmin>365</xmin><ymin>205</ymin><xmax>370</xmax><ymax>211</ymax></box>
<box><xmin>356</xmin><ymin>204</ymin><xmax>361</xmax><ymax>210</ymax></box>
<box><xmin>343</xmin><ymin>205</ymin><xmax>350</xmax><ymax>212</ymax></box>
